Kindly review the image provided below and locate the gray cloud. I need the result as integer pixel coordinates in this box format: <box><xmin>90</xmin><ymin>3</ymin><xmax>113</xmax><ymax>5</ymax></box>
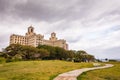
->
<box><xmin>0</xmin><ymin>33</ymin><xmax>9</xmax><ymax>49</ymax></box>
<box><xmin>0</xmin><ymin>0</ymin><xmax>102</xmax><ymax>22</ymax></box>
<box><xmin>0</xmin><ymin>34</ymin><xmax>9</xmax><ymax>43</ymax></box>
<box><xmin>0</xmin><ymin>0</ymin><xmax>10</xmax><ymax>13</ymax></box>
<box><xmin>88</xmin><ymin>46</ymin><xmax>120</xmax><ymax>59</ymax></box>
<box><xmin>0</xmin><ymin>0</ymin><xmax>120</xmax><ymax>23</ymax></box>
<box><xmin>13</xmin><ymin>0</ymin><xmax>81</xmax><ymax>21</ymax></box>
<box><xmin>104</xmin><ymin>46</ymin><xmax>120</xmax><ymax>55</ymax></box>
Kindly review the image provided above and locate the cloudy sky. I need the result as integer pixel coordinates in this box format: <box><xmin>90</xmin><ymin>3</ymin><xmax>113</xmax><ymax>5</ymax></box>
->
<box><xmin>0</xmin><ymin>0</ymin><xmax>120</xmax><ymax>59</ymax></box>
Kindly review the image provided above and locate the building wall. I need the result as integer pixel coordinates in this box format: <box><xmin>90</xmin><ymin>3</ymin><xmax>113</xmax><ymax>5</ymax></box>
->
<box><xmin>10</xmin><ymin>34</ymin><xmax>27</xmax><ymax>45</ymax></box>
<box><xmin>10</xmin><ymin>26</ymin><xmax>68</xmax><ymax>50</ymax></box>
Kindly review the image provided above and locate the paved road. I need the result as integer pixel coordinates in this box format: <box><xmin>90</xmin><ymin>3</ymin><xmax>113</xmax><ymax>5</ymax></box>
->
<box><xmin>53</xmin><ymin>64</ymin><xmax>114</xmax><ymax>80</ymax></box>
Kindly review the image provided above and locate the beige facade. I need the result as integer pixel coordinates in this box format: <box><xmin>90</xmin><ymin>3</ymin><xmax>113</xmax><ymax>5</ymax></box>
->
<box><xmin>10</xmin><ymin>26</ymin><xmax>68</xmax><ymax>50</ymax></box>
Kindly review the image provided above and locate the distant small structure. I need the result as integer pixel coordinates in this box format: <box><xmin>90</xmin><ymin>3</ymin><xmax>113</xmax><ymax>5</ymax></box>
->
<box><xmin>100</xmin><ymin>59</ymin><xmax>109</xmax><ymax>62</ymax></box>
<box><xmin>10</xmin><ymin>26</ymin><xmax>68</xmax><ymax>50</ymax></box>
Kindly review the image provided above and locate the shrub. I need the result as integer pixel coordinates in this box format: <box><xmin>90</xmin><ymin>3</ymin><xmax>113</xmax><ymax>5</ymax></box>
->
<box><xmin>109</xmin><ymin>59</ymin><xmax>117</xmax><ymax>62</ymax></box>
<box><xmin>6</xmin><ymin>58</ymin><xmax>18</xmax><ymax>62</ymax></box>
<box><xmin>0</xmin><ymin>57</ymin><xmax>6</xmax><ymax>64</ymax></box>
<box><xmin>73</xmin><ymin>58</ymin><xmax>81</xmax><ymax>62</ymax></box>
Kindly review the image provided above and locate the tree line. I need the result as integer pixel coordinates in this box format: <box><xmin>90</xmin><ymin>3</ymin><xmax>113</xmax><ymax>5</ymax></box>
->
<box><xmin>0</xmin><ymin>44</ymin><xmax>95</xmax><ymax>62</ymax></box>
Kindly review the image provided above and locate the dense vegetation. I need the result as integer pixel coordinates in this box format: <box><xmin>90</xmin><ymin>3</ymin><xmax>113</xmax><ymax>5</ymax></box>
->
<box><xmin>0</xmin><ymin>44</ymin><xmax>95</xmax><ymax>62</ymax></box>
<box><xmin>0</xmin><ymin>60</ymin><xmax>93</xmax><ymax>80</ymax></box>
<box><xmin>78</xmin><ymin>62</ymin><xmax>120</xmax><ymax>80</ymax></box>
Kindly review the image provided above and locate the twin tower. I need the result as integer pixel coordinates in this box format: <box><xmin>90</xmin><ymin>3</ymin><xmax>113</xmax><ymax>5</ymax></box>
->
<box><xmin>10</xmin><ymin>26</ymin><xmax>68</xmax><ymax>50</ymax></box>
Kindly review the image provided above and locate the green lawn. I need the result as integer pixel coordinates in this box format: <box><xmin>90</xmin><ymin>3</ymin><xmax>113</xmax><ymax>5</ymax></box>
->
<box><xmin>78</xmin><ymin>62</ymin><xmax>120</xmax><ymax>80</ymax></box>
<box><xmin>0</xmin><ymin>60</ymin><xmax>93</xmax><ymax>80</ymax></box>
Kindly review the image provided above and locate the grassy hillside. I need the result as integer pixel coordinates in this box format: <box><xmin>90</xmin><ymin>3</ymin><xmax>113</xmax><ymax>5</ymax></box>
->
<box><xmin>0</xmin><ymin>60</ymin><xmax>93</xmax><ymax>80</ymax></box>
<box><xmin>78</xmin><ymin>62</ymin><xmax>120</xmax><ymax>80</ymax></box>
